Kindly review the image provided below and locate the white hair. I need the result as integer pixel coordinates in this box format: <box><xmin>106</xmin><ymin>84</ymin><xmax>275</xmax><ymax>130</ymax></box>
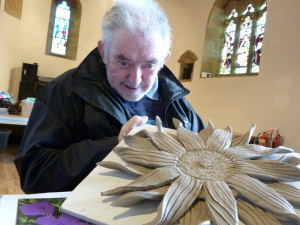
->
<box><xmin>101</xmin><ymin>0</ymin><xmax>172</xmax><ymax>61</ymax></box>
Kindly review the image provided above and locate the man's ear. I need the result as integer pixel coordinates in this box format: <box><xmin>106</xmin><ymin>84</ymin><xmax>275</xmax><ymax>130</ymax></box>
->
<box><xmin>163</xmin><ymin>51</ymin><xmax>171</xmax><ymax>63</ymax></box>
<box><xmin>97</xmin><ymin>41</ymin><xmax>106</xmax><ymax>63</ymax></box>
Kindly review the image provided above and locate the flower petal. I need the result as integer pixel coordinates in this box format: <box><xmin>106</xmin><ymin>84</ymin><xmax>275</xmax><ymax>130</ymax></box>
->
<box><xmin>236</xmin><ymin>160</ymin><xmax>300</xmax><ymax>182</ymax></box>
<box><xmin>271</xmin><ymin>146</ymin><xmax>295</xmax><ymax>154</ymax></box>
<box><xmin>267</xmin><ymin>182</ymin><xmax>300</xmax><ymax>205</ymax></box>
<box><xmin>226</xmin><ymin>144</ymin><xmax>294</xmax><ymax>160</ymax></box>
<box><xmin>124</xmin><ymin>135</ymin><xmax>158</xmax><ymax>151</ymax></box>
<box><xmin>156</xmin><ymin>116</ymin><xmax>164</xmax><ymax>132</ymax></box>
<box><xmin>144</xmin><ymin>130</ymin><xmax>186</xmax><ymax>156</ymax></box>
<box><xmin>146</xmin><ymin>175</ymin><xmax>203</xmax><ymax>225</ymax></box>
<box><xmin>259</xmin><ymin>145</ymin><xmax>294</xmax><ymax>156</ymax></box>
<box><xmin>97</xmin><ymin>161</ymin><xmax>150</xmax><ymax>176</ymax></box>
<box><xmin>112</xmin><ymin>186</ymin><xmax>168</xmax><ymax>207</ymax></box>
<box><xmin>177</xmin><ymin>123</ymin><xmax>205</xmax><ymax>150</ymax></box>
<box><xmin>199</xmin><ymin>119</ymin><xmax>214</xmax><ymax>145</ymax></box>
<box><xmin>231</xmin><ymin>124</ymin><xmax>256</xmax><ymax>147</ymax></box>
<box><xmin>226</xmin><ymin>173</ymin><xmax>299</xmax><ymax>221</ymax></box>
<box><xmin>205</xmin><ymin>180</ymin><xmax>238</xmax><ymax>225</ymax></box>
<box><xmin>225</xmin><ymin>145</ymin><xmax>263</xmax><ymax>160</ymax></box>
<box><xmin>200</xmin><ymin>187</ymin><xmax>238</xmax><ymax>201</ymax></box>
<box><xmin>113</xmin><ymin>147</ymin><xmax>178</xmax><ymax>168</ymax></box>
<box><xmin>102</xmin><ymin>166</ymin><xmax>181</xmax><ymax>196</ymax></box>
<box><xmin>262</xmin><ymin>152</ymin><xmax>300</xmax><ymax>166</ymax></box>
<box><xmin>171</xmin><ymin>118</ymin><xmax>181</xmax><ymax>129</ymax></box>
<box><xmin>237</xmin><ymin>199</ymin><xmax>281</xmax><ymax>225</ymax></box>
<box><xmin>206</xmin><ymin>126</ymin><xmax>232</xmax><ymax>151</ymax></box>
<box><xmin>179</xmin><ymin>200</ymin><xmax>210</xmax><ymax>225</ymax></box>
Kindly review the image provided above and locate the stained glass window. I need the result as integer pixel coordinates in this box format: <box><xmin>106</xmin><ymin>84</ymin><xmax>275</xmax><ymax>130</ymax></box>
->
<box><xmin>242</xmin><ymin>4</ymin><xmax>255</xmax><ymax>15</ymax></box>
<box><xmin>252</xmin><ymin>11</ymin><xmax>267</xmax><ymax>73</ymax></box>
<box><xmin>50</xmin><ymin>1</ymin><xmax>71</xmax><ymax>56</ymax></box>
<box><xmin>235</xmin><ymin>15</ymin><xmax>252</xmax><ymax>74</ymax></box>
<box><xmin>219</xmin><ymin>1</ymin><xmax>267</xmax><ymax>75</ymax></box>
<box><xmin>46</xmin><ymin>0</ymin><xmax>81</xmax><ymax>60</ymax></box>
<box><xmin>228</xmin><ymin>9</ymin><xmax>238</xmax><ymax>19</ymax></box>
<box><xmin>220</xmin><ymin>19</ymin><xmax>237</xmax><ymax>74</ymax></box>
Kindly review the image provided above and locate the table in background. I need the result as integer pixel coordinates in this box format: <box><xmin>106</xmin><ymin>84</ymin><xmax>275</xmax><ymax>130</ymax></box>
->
<box><xmin>0</xmin><ymin>115</ymin><xmax>28</xmax><ymax>126</ymax></box>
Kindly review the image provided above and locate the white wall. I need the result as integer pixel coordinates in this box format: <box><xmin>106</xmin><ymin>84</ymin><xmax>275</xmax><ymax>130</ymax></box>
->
<box><xmin>0</xmin><ymin>0</ymin><xmax>113</xmax><ymax>96</ymax></box>
<box><xmin>159</xmin><ymin>0</ymin><xmax>300</xmax><ymax>151</ymax></box>
<box><xmin>0</xmin><ymin>0</ymin><xmax>20</xmax><ymax>93</ymax></box>
<box><xmin>1</xmin><ymin>0</ymin><xmax>300</xmax><ymax>151</ymax></box>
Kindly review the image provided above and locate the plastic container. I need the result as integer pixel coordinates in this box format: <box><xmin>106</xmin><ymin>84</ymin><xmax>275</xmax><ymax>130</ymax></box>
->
<box><xmin>0</xmin><ymin>129</ymin><xmax>11</xmax><ymax>147</ymax></box>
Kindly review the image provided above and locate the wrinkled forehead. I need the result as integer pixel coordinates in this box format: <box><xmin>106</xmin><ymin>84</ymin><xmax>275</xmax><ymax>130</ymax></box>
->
<box><xmin>109</xmin><ymin>27</ymin><xmax>167</xmax><ymax>62</ymax></box>
<box><xmin>113</xmin><ymin>27</ymin><xmax>165</xmax><ymax>46</ymax></box>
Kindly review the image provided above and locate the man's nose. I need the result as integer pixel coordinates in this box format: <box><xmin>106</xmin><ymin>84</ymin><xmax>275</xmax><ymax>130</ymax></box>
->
<box><xmin>128</xmin><ymin>66</ymin><xmax>142</xmax><ymax>86</ymax></box>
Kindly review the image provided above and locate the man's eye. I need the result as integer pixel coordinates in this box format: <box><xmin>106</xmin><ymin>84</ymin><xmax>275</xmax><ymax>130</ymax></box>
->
<box><xmin>144</xmin><ymin>64</ymin><xmax>155</xmax><ymax>70</ymax></box>
<box><xmin>120</xmin><ymin>61</ymin><xmax>128</xmax><ymax>66</ymax></box>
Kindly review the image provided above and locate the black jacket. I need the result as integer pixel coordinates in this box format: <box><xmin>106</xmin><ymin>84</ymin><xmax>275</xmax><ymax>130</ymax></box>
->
<box><xmin>14</xmin><ymin>48</ymin><xmax>205</xmax><ymax>193</ymax></box>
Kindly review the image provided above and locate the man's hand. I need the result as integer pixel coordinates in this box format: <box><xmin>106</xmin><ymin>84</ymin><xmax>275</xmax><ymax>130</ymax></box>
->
<box><xmin>118</xmin><ymin>116</ymin><xmax>148</xmax><ymax>142</ymax></box>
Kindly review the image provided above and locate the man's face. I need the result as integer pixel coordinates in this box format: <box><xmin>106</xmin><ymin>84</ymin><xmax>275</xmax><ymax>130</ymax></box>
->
<box><xmin>100</xmin><ymin>27</ymin><xmax>169</xmax><ymax>101</ymax></box>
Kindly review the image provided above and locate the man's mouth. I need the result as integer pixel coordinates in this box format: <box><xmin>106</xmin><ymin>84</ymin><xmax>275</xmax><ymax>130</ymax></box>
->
<box><xmin>122</xmin><ymin>82</ymin><xmax>146</xmax><ymax>91</ymax></box>
<box><xmin>124</xmin><ymin>84</ymin><xmax>139</xmax><ymax>91</ymax></box>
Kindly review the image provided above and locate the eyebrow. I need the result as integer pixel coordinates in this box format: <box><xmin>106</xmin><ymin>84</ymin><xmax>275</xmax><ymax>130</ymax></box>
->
<box><xmin>114</xmin><ymin>54</ymin><xmax>159</xmax><ymax>65</ymax></box>
<box><xmin>146</xmin><ymin>58</ymin><xmax>159</xmax><ymax>65</ymax></box>
<box><xmin>114</xmin><ymin>54</ymin><xmax>131</xmax><ymax>61</ymax></box>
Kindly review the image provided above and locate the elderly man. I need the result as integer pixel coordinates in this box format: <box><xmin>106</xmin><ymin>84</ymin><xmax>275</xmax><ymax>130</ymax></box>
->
<box><xmin>15</xmin><ymin>0</ymin><xmax>205</xmax><ymax>193</ymax></box>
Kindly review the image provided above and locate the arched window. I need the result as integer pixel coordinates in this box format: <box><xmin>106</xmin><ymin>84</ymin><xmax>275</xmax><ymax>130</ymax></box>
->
<box><xmin>51</xmin><ymin>1</ymin><xmax>71</xmax><ymax>55</ymax></box>
<box><xmin>45</xmin><ymin>0</ymin><xmax>82</xmax><ymax>60</ymax></box>
<box><xmin>201</xmin><ymin>0</ymin><xmax>267</xmax><ymax>77</ymax></box>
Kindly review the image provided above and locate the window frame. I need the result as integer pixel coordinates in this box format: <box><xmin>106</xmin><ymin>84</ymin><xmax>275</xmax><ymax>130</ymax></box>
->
<box><xmin>45</xmin><ymin>0</ymin><xmax>82</xmax><ymax>60</ymax></box>
<box><xmin>200</xmin><ymin>0</ymin><xmax>267</xmax><ymax>78</ymax></box>
<box><xmin>218</xmin><ymin>0</ymin><xmax>267</xmax><ymax>76</ymax></box>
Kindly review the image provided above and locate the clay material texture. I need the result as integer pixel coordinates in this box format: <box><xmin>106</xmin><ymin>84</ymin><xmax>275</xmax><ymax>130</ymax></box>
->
<box><xmin>99</xmin><ymin>117</ymin><xmax>300</xmax><ymax>225</ymax></box>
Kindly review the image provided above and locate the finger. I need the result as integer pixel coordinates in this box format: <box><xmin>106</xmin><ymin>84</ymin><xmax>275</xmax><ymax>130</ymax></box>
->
<box><xmin>127</xmin><ymin>116</ymin><xmax>148</xmax><ymax>130</ymax></box>
<box><xmin>136</xmin><ymin>116</ymin><xmax>148</xmax><ymax>126</ymax></box>
<box><xmin>118</xmin><ymin>131</ymin><xmax>126</xmax><ymax>142</ymax></box>
<box><xmin>118</xmin><ymin>116</ymin><xmax>148</xmax><ymax>142</ymax></box>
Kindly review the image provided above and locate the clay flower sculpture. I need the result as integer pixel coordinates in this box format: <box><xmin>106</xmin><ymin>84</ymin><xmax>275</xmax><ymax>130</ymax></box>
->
<box><xmin>98</xmin><ymin>117</ymin><xmax>300</xmax><ymax>225</ymax></box>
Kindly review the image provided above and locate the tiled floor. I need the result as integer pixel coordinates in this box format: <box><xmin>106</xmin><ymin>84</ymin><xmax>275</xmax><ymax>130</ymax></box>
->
<box><xmin>0</xmin><ymin>143</ymin><xmax>24</xmax><ymax>195</ymax></box>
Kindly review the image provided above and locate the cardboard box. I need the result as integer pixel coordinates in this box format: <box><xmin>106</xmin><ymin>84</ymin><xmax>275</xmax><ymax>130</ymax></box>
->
<box><xmin>22</xmin><ymin>102</ymin><xmax>34</xmax><ymax>117</ymax></box>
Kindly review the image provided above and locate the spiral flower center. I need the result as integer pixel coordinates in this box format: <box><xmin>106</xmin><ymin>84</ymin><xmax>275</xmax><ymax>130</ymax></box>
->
<box><xmin>177</xmin><ymin>149</ymin><xmax>235</xmax><ymax>181</ymax></box>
